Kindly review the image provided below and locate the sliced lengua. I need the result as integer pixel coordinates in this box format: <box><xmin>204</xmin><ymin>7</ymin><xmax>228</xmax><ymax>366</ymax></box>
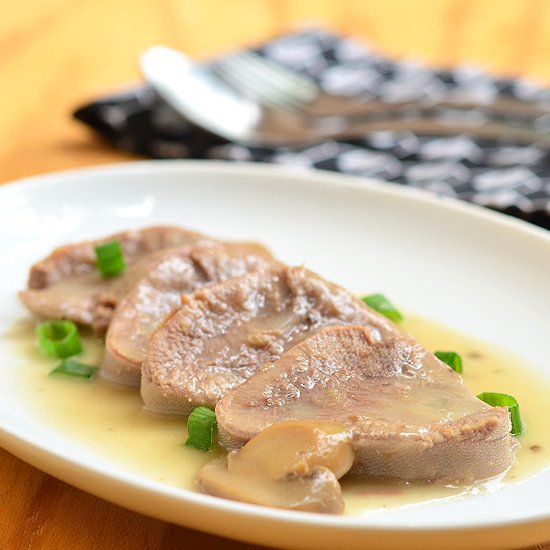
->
<box><xmin>141</xmin><ymin>266</ymin><xmax>398</xmax><ymax>414</ymax></box>
<box><xmin>102</xmin><ymin>242</ymin><xmax>278</xmax><ymax>386</ymax></box>
<box><xmin>216</xmin><ymin>325</ymin><xmax>516</xmax><ymax>483</ymax></box>
<box><xmin>19</xmin><ymin>226</ymin><xmax>208</xmax><ymax>332</ymax></box>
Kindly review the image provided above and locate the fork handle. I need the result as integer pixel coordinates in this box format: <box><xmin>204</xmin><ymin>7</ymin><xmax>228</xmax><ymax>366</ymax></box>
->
<box><xmin>305</xmin><ymin>95</ymin><xmax>550</xmax><ymax>121</ymax></box>
<box><xmin>308</xmin><ymin>116</ymin><xmax>550</xmax><ymax>146</ymax></box>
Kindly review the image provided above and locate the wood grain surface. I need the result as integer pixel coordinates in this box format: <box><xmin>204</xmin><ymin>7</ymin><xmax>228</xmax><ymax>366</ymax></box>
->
<box><xmin>1</xmin><ymin>1</ymin><xmax>549</xmax><ymax>548</ymax></box>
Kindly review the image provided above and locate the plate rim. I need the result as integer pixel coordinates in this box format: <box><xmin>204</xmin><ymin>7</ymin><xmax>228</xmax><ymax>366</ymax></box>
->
<box><xmin>1</xmin><ymin>159</ymin><xmax>548</xmax><ymax>244</ymax></box>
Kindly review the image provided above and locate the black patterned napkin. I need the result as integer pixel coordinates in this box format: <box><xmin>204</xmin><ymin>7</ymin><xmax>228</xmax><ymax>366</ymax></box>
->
<box><xmin>74</xmin><ymin>29</ymin><xmax>550</xmax><ymax>229</ymax></box>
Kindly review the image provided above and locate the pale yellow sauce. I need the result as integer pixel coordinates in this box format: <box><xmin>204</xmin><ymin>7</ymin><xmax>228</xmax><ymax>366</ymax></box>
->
<box><xmin>7</xmin><ymin>315</ymin><xmax>550</xmax><ymax>516</ymax></box>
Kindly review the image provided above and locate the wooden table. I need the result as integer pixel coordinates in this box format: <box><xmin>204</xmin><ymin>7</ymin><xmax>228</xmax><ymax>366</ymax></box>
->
<box><xmin>1</xmin><ymin>1</ymin><xmax>549</xmax><ymax>548</ymax></box>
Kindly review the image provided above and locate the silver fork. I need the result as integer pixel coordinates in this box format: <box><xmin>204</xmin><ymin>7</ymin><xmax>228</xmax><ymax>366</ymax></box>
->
<box><xmin>140</xmin><ymin>47</ymin><xmax>550</xmax><ymax>147</ymax></box>
<box><xmin>213</xmin><ymin>50</ymin><xmax>550</xmax><ymax>119</ymax></box>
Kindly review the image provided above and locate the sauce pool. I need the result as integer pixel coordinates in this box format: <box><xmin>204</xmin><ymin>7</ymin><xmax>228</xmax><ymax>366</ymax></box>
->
<box><xmin>7</xmin><ymin>314</ymin><xmax>550</xmax><ymax>516</ymax></box>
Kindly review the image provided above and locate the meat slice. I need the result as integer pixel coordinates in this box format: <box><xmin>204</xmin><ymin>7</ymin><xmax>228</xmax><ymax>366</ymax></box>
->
<box><xmin>19</xmin><ymin>226</ymin><xmax>209</xmax><ymax>332</ymax></box>
<box><xmin>141</xmin><ymin>266</ymin><xmax>398</xmax><ymax>414</ymax></box>
<box><xmin>102</xmin><ymin>242</ymin><xmax>278</xmax><ymax>386</ymax></box>
<box><xmin>216</xmin><ymin>326</ymin><xmax>516</xmax><ymax>483</ymax></box>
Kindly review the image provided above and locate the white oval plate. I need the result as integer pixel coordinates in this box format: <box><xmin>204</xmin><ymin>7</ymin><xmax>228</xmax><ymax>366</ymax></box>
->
<box><xmin>0</xmin><ymin>161</ymin><xmax>549</xmax><ymax>550</ymax></box>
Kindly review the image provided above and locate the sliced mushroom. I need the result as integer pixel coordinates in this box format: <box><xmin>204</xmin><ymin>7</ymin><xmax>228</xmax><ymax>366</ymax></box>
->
<box><xmin>197</xmin><ymin>420</ymin><xmax>354</xmax><ymax>514</ymax></box>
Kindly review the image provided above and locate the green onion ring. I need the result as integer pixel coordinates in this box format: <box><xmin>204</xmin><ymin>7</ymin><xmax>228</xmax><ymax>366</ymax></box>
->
<box><xmin>95</xmin><ymin>240</ymin><xmax>126</xmax><ymax>278</ymax></box>
<box><xmin>434</xmin><ymin>351</ymin><xmax>463</xmax><ymax>374</ymax></box>
<box><xmin>36</xmin><ymin>320</ymin><xmax>83</xmax><ymax>358</ymax></box>
<box><xmin>185</xmin><ymin>406</ymin><xmax>217</xmax><ymax>451</ymax></box>
<box><xmin>361</xmin><ymin>293</ymin><xmax>403</xmax><ymax>323</ymax></box>
<box><xmin>477</xmin><ymin>392</ymin><xmax>524</xmax><ymax>436</ymax></box>
<box><xmin>49</xmin><ymin>358</ymin><xmax>98</xmax><ymax>380</ymax></box>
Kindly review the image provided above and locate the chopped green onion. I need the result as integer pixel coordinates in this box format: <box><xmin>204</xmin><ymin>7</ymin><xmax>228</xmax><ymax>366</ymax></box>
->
<box><xmin>49</xmin><ymin>358</ymin><xmax>98</xmax><ymax>380</ymax></box>
<box><xmin>435</xmin><ymin>351</ymin><xmax>463</xmax><ymax>374</ymax></box>
<box><xmin>185</xmin><ymin>406</ymin><xmax>217</xmax><ymax>451</ymax></box>
<box><xmin>95</xmin><ymin>240</ymin><xmax>126</xmax><ymax>278</ymax></box>
<box><xmin>36</xmin><ymin>320</ymin><xmax>82</xmax><ymax>358</ymax></box>
<box><xmin>477</xmin><ymin>392</ymin><xmax>524</xmax><ymax>436</ymax></box>
<box><xmin>361</xmin><ymin>293</ymin><xmax>403</xmax><ymax>322</ymax></box>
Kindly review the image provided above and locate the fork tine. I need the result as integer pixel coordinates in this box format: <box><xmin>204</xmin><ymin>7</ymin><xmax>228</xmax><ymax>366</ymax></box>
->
<box><xmin>214</xmin><ymin>54</ymin><xmax>293</xmax><ymax>104</ymax></box>
<box><xmin>214</xmin><ymin>56</ymin><xmax>305</xmax><ymax>111</ymax></box>
<box><xmin>229</xmin><ymin>51</ymin><xmax>319</xmax><ymax>103</ymax></box>
<box><xmin>215</xmin><ymin>51</ymin><xmax>318</xmax><ymax>110</ymax></box>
